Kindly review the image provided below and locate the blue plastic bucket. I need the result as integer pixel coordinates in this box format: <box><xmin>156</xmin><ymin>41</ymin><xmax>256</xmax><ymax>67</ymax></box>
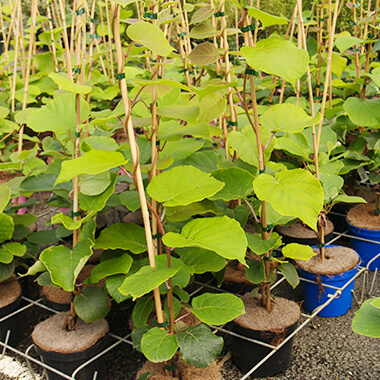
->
<box><xmin>298</xmin><ymin>245</ymin><xmax>360</xmax><ymax>317</ymax></box>
<box><xmin>347</xmin><ymin>221</ymin><xmax>380</xmax><ymax>270</ymax></box>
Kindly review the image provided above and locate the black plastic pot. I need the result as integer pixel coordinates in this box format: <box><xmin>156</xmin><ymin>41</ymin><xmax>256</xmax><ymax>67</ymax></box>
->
<box><xmin>34</xmin><ymin>334</ymin><xmax>108</xmax><ymax>380</ymax></box>
<box><xmin>41</xmin><ymin>296</ymin><xmax>71</xmax><ymax>312</ymax></box>
<box><xmin>276</xmin><ymin>225</ymin><xmax>334</xmax><ymax>246</ymax></box>
<box><xmin>231</xmin><ymin>318</ymin><xmax>299</xmax><ymax>377</ymax></box>
<box><xmin>0</xmin><ymin>296</ymin><xmax>22</xmax><ymax>347</ymax></box>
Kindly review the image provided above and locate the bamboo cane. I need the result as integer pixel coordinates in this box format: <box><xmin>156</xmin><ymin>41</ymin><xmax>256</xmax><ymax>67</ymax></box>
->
<box><xmin>111</xmin><ymin>2</ymin><xmax>165</xmax><ymax>326</ymax></box>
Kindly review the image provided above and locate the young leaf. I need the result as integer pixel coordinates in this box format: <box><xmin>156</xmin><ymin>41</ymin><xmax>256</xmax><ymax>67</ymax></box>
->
<box><xmin>241</xmin><ymin>37</ymin><xmax>309</xmax><ymax>86</ymax></box>
<box><xmin>127</xmin><ymin>22</ymin><xmax>174</xmax><ymax>57</ymax></box>
<box><xmin>277</xmin><ymin>262</ymin><xmax>299</xmax><ymax>289</ymax></box>
<box><xmin>49</xmin><ymin>73</ymin><xmax>92</xmax><ymax>94</ymax></box>
<box><xmin>2</xmin><ymin>242</ymin><xmax>26</xmax><ymax>257</ymax></box>
<box><xmin>247</xmin><ymin>8</ymin><xmax>288</xmax><ymax>27</ymax></box>
<box><xmin>191</xmin><ymin>293</ymin><xmax>245</xmax><ymax>325</ymax></box>
<box><xmin>0</xmin><ymin>213</ymin><xmax>14</xmax><ymax>243</ymax></box>
<box><xmin>177</xmin><ymin>324</ymin><xmax>223</xmax><ymax>368</ymax></box>
<box><xmin>140</xmin><ymin>327</ymin><xmax>178</xmax><ymax>362</ymax></box>
<box><xmin>85</xmin><ymin>253</ymin><xmax>133</xmax><ymax>284</ymax></box>
<box><xmin>132</xmin><ymin>325</ymin><xmax>153</xmax><ymax>352</ymax></box>
<box><xmin>282</xmin><ymin>243</ymin><xmax>316</xmax><ymax>261</ymax></box>
<box><xmin>94</xmin><ymin>223</ymin><xmax>147</xmax><ymax>253</ymax></box>
<box><xmin>0</xmin><ymin>262</ymin><xmax>15</xmax><ymax>282</ymax></box>
<box><xmin>132</xmin><ymin>296</ymin><xmax>154</xmax><ymax>328</ymax></box>
<box><xmin>343</xmin><ymin>97</ymin><xmax>380</xmax><ymax>127</ymax></box>
<box><xmin>147</xmin><ymin>166</ymin><xmax>224</xmax><ymax>207</ymax></box>
<box><xmin>0</xmin><ymin>186</ymin><xmax>11</xmax><ymax>212</ymax></box>
<box><xmin>74</xmin><ymin>287</ymin><xmax>110</xmax><ymax>323</ymax></box>
<box><xmin>246</xmin><ymin>232</ymin><xmax>282</xmax><ymax>255</ymax></box>
<box><xmin>246</xmin><ymin>258</ymin><xmax>266</xmax><ymax>284</ymax></box>
<box><xmin>162</xmin><ymin>216</ymin><xmax>248</xmax><ymax>265</ymax></box>
<box><xmin>188</xmin><ymin>42</ymin><xmax>221</xmax><ymax>66</ymax></box>
<box><xmin>118</xmin><ymin>266</ymin><xmax>180</xmax><ymax>300</ymax></box>
<box><xmin>253</xmin><ymin>168</ymin><xmax>324</xmax><ymax>230</ymax></box>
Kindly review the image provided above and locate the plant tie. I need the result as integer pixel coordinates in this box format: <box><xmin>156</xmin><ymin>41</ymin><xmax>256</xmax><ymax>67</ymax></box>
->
<box><xmin>214</xmin><ymin>12</ymin><xmax>225</xmax><ymax>18</ymax></box>
<box><xmin>245</xmin><ymin>68</ymin><xmax>258</xmax><ymax>77</ymax></box>
<box><xmin>90</xmin><ymin>34</ymin><xmax>101</xmax><ymax>39</ymax></box>
<box><xmin>165</xmin><ymin>364</ymin><xmax>178</xmax><ymax>372</ymax></box>
<box><xmin>71</xmin><ymin>210</ymin><xmax>81</xmax><ymax>218</ymax></box>
<box><xmin>241</xmin><ymin>24</ymin><xmax>255</xmax><ymax>33</ymax></box>
<box><xmin>316</xmin><ymin>242</ymin><xmax>325</xmax><ymax>248</ymax></box>
<box><xmin>260</xmin><ymin>224</ymin><xmax>273</xmax><ymax>232</ymax></box>
<box><xmin>144</xmin><ymin>12</ymin><xmax>157</xmax><ymax>20</ymax></box>
<box><xmin>76</xmin><ymin>8</ymin><xmax>85</xmax><ymax>16</ymax></box>
<box><xmin>152</xmin><ymin>232</ymin><xmax>162</xmax><ymax>240</ymax></box>
<box><xmin>157</xmin><ymin>321</ymin><xmax>169</xmax><ymax>328</ymax></box>
<box><xmin>115</xmin><ymin>73</ymin><xmax>125</xmax><ymax>81</ymax></box>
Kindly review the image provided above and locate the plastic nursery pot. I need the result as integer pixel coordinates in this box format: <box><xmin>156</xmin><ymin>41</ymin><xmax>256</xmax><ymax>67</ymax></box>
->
<box><xmin>297</xmin><ymin>245</ymin><xmax>360</xmax><ymax>318</ymax></box>
<box><xmin>34</xmin><ymin>333</ymin><xmax>109</xmax><ymax>380</ymax></box>
<box><xmin>347</xmin><ymin>221</ymin><xmax>380</xmax><ymax>270</ymax></box>
<box><xmin>0</xmin><ymin>296</ymin><xmax>22</xmax><ymax>347</ymax></box>
<box><xmin>231</xmin><ymin>317</ymin><xmax>299</xmax><ymax>376</ymax></box>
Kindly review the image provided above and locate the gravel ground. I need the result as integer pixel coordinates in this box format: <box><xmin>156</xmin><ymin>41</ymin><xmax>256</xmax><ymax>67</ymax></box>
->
<box><xmin>1</xmin><ymin>195</ymin><xmax>379</xmax><ymax>380</ymax></box>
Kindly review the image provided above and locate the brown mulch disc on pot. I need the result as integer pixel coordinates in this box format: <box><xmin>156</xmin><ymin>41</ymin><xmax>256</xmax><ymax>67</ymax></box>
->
<box><xmin>347</xmin><ymin>203</ymin><xmax>380</xmax><ymax>230</ymax></box>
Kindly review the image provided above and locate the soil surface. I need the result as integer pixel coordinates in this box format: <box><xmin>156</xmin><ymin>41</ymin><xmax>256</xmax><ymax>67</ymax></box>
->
<box><xmin>276</xmin><ymin>220</ymin><xmax>334</xmax><ymax>239</ymax></box>
<box><xmin>295</xmin><ymin>246</ymin><xmax>360</xmax><ymax>275</ymax></box>
<box><xmin>0</xmin><ymin>276</ymin><xmax>21</xmax><ymax>308</ymax></box>
<box><xmin>347</xmin><ymin>203</ymin><xmax>380</xmax><ymax>230</ymax></box>
<box><xmin>234</xmin><ymin>295</ymin><xmax>300</xmax><ymax>331</ymax></box>
<box><xmin>32</xmin><ymin>313</ymin><xmax>109</xmax><ymax>354</ymax></box>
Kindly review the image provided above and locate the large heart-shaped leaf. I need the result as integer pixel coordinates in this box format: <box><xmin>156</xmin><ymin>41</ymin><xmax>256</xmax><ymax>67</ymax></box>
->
<box><xmin>191</xmin><ymin>293</ymin><xmax>245</xmax><ymax>325</ymax></box>
<box><xmin>127</xmin><ymin>22</ymin><xmax>174</xmax><ymax>57</ymax></box>
<box><xmin>282</xmin><ymin>243</ymin><xmax>316</xmax><ymax>260</ymax></box>
<box><xmin>162</xmin><ymin>216</ymin><xmax>248</xmax><ymax>265</ymax></box>
<box><xmin>247</xmin><ymin>7</ymin><xmax>288</xmax><ymax>27</ymax></box>
<box><xmin>141</xmin><ymin>327</ymin><xmax>178</xmax><ymax>362</ymax></box>
<box><xmin>55</xmin><ymin>150</ymin><xmax>128</xmax><ymax>185</ymax></box>
<box><xmin>49</xmin><ymin>73</ymin><xmax>92</xmax><ymax>94</ymax></box>
<box><xmin>334</xmin><ymin>36</ymin><xmax>364</xmax><ymax>54</ymax></box>
<box><xmin>246</xmin><ymin>257</ymin><xmax>266</xmax><ymax>284</ymax></box>
<box><xmin>259</xmin><ymin>104</ymin><xmax>322</xmax><ymax>133</ymax></box>
<box><xmin>0</xmin><ymin>213</ymin><xmax>14</xmax><ymax>243</ymax></box>
<box><xmin>147</xmin><ymin>166</ymin><xmax>224</xmax><ymax>207</ymax></box>
<box><xmin>26</xmin><ymin>93</ymin><xmax>89</xmax><ymax>134</ymax></box>
<box><xmin>247</xmin><ymin>232</ymin><xmax>282</xmax><ymax>255</ymax></box>
<box><xmin>0</xmin><ymin>186</ymin><xmax>11</xmax><ymax>213</ymax></box>
<box><xmin>241</xmin><ymin>37</ymin><xmax>309</xmax><ymax>85</ymax></box>
<box><xmin>166</xmin><ymin>200</ymin><xmax>220</xmax><ymax>222</ymax></box>
<box><xmin>94</xmin><ymin>223</ymin><xmax>147</xmax><ymax>254</ymax></box>
<box><xmin>343</xmin><ymin>97</ymin><xmax>380</xmax><ymax>127</ymax></box>
<box><xmin>253</xmin><ymin>168</ymin><xmax>324</xmax><ymax>230</ymax></box>
<box><xmin>39</xmin><ymin>239</ymin><xmax>93</xmax><ymax>292</ymax></box>
<box><xmin>177</xmin><ymin>324</ymin><xmax>223</xmax><ymax>368</ymax></box>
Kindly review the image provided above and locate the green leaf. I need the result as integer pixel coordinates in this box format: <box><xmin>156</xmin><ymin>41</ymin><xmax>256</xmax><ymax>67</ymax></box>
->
<box><xmin>27</xmin><ymin>93</ymin><xmax>89</xmax><ymax>134</ymax></box>
<box><xmin>2</xmin><ymin>242</ymin><xmax>26</xmax><ymax>257</ymax></box>
<box><xmin>119</xmin><ymin>191</ymin><xmax>142</xmax><ymax>212</ymax></box>
<box><xmin>247</xmin><ymin>8</ymin><xmax>288</xmax><ymax>27</ymax></box>
<box><xmin>51</xmin><ymin>213</ymin><xmax>82</xmax><ymax>230</ymax></box>
<box><xmin>0</xmin><ymin>262</ymin><xmax>15</xmax><ymax>282</ymax></box>
<box><xmin>188</xmin><ymin>42</ymin><xmax>222</xmax><ymax>66</ymax></box>
<box><xmin>343</xmin><ymin>97</ymin><xmax>380</xmax><ymax>127</ymax></box>
<box><xmin>331</xmin><ymin>52</ymin><xmax>347</xmax><ymax>78</ymax></box>
<box><xmin>0</xmin><ymin>186</ymin><xmax>11</xmax><ymax>212</ymax></box>
<box><xmin>105</xmin><ymin>274</ymin><xmax>131</xmax><ymax>304</ymax></box>
<box><xmin>241</xmin><ymin>37</ymin><xmax>309</xmax><ymax>85</ymax></box>
<box><xmin>74</xmin><ymin>287</ymin><xmax>110</xmax><ymax>323</ymax></box>
<box><xmin>260</xmin><ymin>104</ymin><xmax>322</xmax><ymax>133</ymax></box>
<box><xmin>85</xmin><ymin>253</ymin><xmax>133</xmax><ymax>284</ymax></box>
<box><xmin>12</xmin><ymin>214</ymin><xmax>37</xmax><ymax>227</ymax></box>
<box><xmin>282</xmin><ymin>243</ymin><xmax>316</xmax><ymax>260</ymax></box>
<box><xmin>177</xmin><ymin>324</ymin><xmax>223</xmax><ymax>368</ymax></box>
<box><xmin>55</xmin><ymin>150</ymin><xmax>128</xmax><ymax>185</ymax></box>
<box><xmin>246</xmin><ymin>232</ymin><xmax>282</xmax><ymax>255</ymax></box>
<box><xmin>253</xmin><ymin>168</ymin><xmax>324</xmax><ymax>230</ymax></box>
<box><xmin>141</xmin><ymin>327</ymin><xmax>178</xmax><ymax>362</ymax></box>
<box><xmin>166</xmin><ymin>200</ymin><xmax>220</xmax><ymax>222</ymax></box>
<box><xmin>227</xmin><ymin>125</ymin><xmax>275</xmax><ymax>168</ymax></box>
<box><xmin>147</xmin><ymin>166</ymin><xmax>224</xmax><ymax>207</ymax></box>
<box><xmin>155</xmin><ymin>255</ymin><xmax>190</xmax><ymax>291</ymax></box>
<box><xmin>277</xmin><ymin>262</ymin><xmax>299</xmax><ymax>289</ymax></box>
<box><xmin>209</xmin><ymin>167</ymin><xmax>255</xmax><ymax>201</ymax></box>
<box><xmin>0</xmin><ymin>249</ymin><xmax>13</xmax><ymax>264</ymax></box>
<box><xmin>352</xmin><ymin>298</ymin><xmax>380</xmax><ymax>338</ymax></box>
<box><xmin>188</xmin><ymin>23</ymin><xmax>218</xmax><ymax>39</ymax></box>
<box><xmin>334</xmin><ymin>36</ymin><xmax>364</xmax><ymax>54</ymax></box>
<box><xmin>332</xmin><ymin>194</ymin><xmax>367</xmax><ymax>205</ymax></box>
<box><xmin>0</xmin><ymin>213</ymin><xmax>14</xmax><ymax>243</ymax></box>
<box><xmin>80</xmin><ymin>172</ymin><xmax>111</xmax><ymax>196</ymax></box>
<box><xmin>191</xmin><ymin>293</ymin><xmax>245</xmax><ymax>325</ymax></box>
<box><xmin>160</xmin><ymin>140</ymin><xmax>204</xmax><ymax>161</ymax></box>
<box><xmin>275</xmin><ymin>134</ymin><xmax>311</xmax><ymax>160</ymax></box>
<box><xmin>162</xmin><ymin>216</ymin><xmax>248</xmax><ymax>265</ymax></box>
<box><xmin>118</xmin><ymin>266</ymin><xmax>180</xmax><ymax>300</ymax></box>
<box><xmin>157</xmin><ymin>105</ymin><xmax>199</xmax><ymax>123</ymax></box>
<box><xmin>39</xmin><ymin>239</ymin><xmax>93</xmax><ymax>292</ymax></box>
<box><xmin>134</xmin><ymin>78</ymin><xmax>190</xmax><ymax>92</ymax></box>
<box><xmin>94</xmin><ymin>223</ymin><xmax>147</xmax><ymax>253</ymax></box>
<box><xmin>176</xmin><ymin>247</ymin><xmax>227</xmax><ymax>274</ymax></box>
<box><xmin>132</xmin><ymin>296</ymin><xmax>154</xmax><ymax>328</ymax></box>
<box><xmin>19</xmin><ymin>260</ymin><xmax>46</xmax><ymax>277</ymax></box>
<box><xmin>190</xmin><ymin>5</ymin><xmax>213</xmax><ymax>24</ymax></box>
<box><xmin>49</xmin><ymin>73</ymin><xmax>92</xmax><ymax>94</ymax></box>
<box><xmin>132</xmin><ymin>325</ymin><xmax>153</xmax><ymax>352</ymax></box>
<box><xmin>127</xmin><ymin>22</ymin><xmax>174</xmax><ymax>57</ymax></box>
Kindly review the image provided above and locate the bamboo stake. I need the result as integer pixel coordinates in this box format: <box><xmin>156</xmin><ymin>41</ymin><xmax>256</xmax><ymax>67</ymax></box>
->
<box><xmin>111</xmin><ymin>2</ymin><xmax>165</xmax><ymax>326</ymax></box>
<box><xmin>10</xmin><ymin>0</ymin><xmax>20</xmax><ymax>113</ymax></box>
<box><xmin>46</xmin><ymin>1</ymin><xmax>60</xmax><ymax>72</ymax></box>
<box><xmin>18</xmin><ymin>0</ymin><xmax>38</xmax><ymax>156</ymax></box>
<box><xmin>104</xmin><ymin>0</ymin><xmax>115</xmax><ymax>83</ymax></box>
<box><xmin>58</xmin><ymin>0</ymin><xmax>72</xmax><ymax>79</ymax></box>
